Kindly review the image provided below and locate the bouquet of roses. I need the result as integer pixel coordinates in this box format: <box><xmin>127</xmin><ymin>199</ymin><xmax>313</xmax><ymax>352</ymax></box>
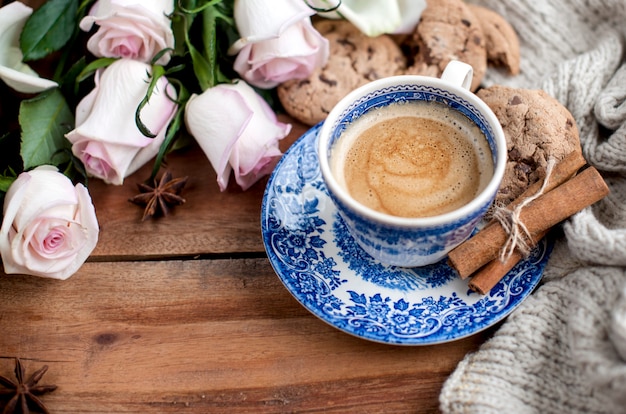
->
<box><xmin>0</xmin><ymin>0</ymin><xmax>422</xmax><ymax>279</ymax></box>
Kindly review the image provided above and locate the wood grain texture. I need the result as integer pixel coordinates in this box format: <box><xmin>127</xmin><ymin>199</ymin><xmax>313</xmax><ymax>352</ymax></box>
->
<box><xmin>0</xmin><ymin>80</ymin><xmax>489</xmax><ymax>414</ymax></box>
<box><xmin>0</xmin><ymin>259</ymin><xmax>489</xmax><ymax>413</ymax></box>
<box><xmin>2</xmin><ymin>3</ymin><xmax>491</xmax><ymax>411</ymax></box>
<box><xmin>89</xmin><ymin>116</ymin><xmax>308</xmax><ymax>260</ymax></box>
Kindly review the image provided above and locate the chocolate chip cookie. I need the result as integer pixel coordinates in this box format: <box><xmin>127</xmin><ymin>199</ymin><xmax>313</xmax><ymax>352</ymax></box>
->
<box><xmin>477</xmin><ymin>85</ymin><xmax>582</xmax><ymax>206</ymax></box>
<box><xmin>402</xmin><ymin>0</ymin><xmax>487</xmax><ymax>91</ymax></box>
<box><xmin>277</xmin><ymin>19</ymin><xmax>406</xmax><ymax>126</ymax></box>
<box><xmin>468</xmin><ymin>4</ymin><xmax>520</xmax><ymax>75</ymax></box>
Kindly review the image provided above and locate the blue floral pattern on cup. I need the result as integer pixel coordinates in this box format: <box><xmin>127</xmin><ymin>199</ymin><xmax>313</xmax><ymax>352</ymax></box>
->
<box><xmin>261</xmin><ymin>126</ymin><xmax>551</xmax><ymax>345</ymax></box>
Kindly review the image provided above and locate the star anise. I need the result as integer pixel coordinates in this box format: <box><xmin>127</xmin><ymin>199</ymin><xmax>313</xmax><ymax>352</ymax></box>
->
<box><xmin>0</xmin><ymin>358</ymin><xmax>57</xmax><ymax>414</ymax></box>
<box><xmin>129</xmin><ymin>171</ymin><xmax>188</xmax><ymax>221</ymax></box>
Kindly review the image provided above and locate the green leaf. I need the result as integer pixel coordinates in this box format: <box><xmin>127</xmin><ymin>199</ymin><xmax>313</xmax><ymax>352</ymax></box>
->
<box><xmin>60</xmin><ymin>55</ymin><xmax>88</xmax><ymax>100</ymax></box>
<box><xmin>187</xmin><ymin>41</ymin><xmax>214</xmax><ymax>91</ymax></box>
<box><xmin>0</xmin><ymin>175</ymin><xmax>17</xmax><ymax>194</ymax></box>
<box><xmin>20</xmin><ymin>0</ymin><xmax>78</xmax><ymax>61</ymax></box>
<box><xmin>19</xmin><ymin>89</ymin><xmax>74</xmax><ymax>170</ymax></box>
<box><xmin>75</xmin><ymin>57</ymin><xmax>117</xmax><ymax>86</ymax></box>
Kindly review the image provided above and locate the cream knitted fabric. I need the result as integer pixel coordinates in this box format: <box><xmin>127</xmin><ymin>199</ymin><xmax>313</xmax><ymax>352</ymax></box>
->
<box><xmin>440</xmin><ymin>264</ymin><xmax>626</xmax><ymax>413</ymax></box>
<box><xmin>440</xmin><ymin>0</ymin><xmax>626</xmax><ymax>412</ymax></box>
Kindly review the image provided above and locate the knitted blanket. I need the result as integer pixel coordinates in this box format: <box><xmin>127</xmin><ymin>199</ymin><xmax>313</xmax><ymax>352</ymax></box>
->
<box><xmin>440</xmin><ymin>0</ymin><xmax>626</xmax><ymax>412</ymax></box>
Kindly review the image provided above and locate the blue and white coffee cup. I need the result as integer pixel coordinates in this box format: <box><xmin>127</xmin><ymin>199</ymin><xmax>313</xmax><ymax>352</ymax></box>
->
<box><xmin>317</xmin><ymin>60</ymin><xmax>507</xmax><ymax>267</ymax></box>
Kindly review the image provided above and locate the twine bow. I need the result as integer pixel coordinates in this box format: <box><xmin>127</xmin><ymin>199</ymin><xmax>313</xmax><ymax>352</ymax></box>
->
<box><xmin>492</xmin><ymin>158</ymin><xmax>556</xmax><ymax>262</ymax></box>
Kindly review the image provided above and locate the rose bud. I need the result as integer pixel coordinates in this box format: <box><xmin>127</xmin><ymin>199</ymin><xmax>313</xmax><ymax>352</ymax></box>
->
<box><xmin>65</xmin><ymin>58</ymin><xmax>178</xmax><ymax>185</ymax></box>
<box><xmin>229</xmin><ymin>0</ymin><xmax>329</xmax><ymax>89</ymax></box>
<box><xmin>185</xmin><ymin>80</ymin><xmax>291</xmax><ymax>190</ymax></box>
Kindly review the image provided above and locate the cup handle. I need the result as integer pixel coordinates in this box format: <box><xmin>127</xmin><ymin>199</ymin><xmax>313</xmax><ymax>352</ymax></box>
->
<box><xmin>441</xmin><ymin>60</ymin><xmax>474</xmax><ymax>90</ymax></box>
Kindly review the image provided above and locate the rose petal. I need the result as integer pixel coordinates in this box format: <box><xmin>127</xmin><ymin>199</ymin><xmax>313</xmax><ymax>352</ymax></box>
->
<box><xmin>9</xmin><ymin>168</ymin><xmax>79</xmax><ymax>233</ymax></box>
<box><xmin>21</xmin><ymin>216</ymin><xmax>86</xmax><ymax>274</ymax></box>
<box><xmin>0</xmin><ymin>2</ymin><xmax>57</xmax><ymax>93</ymax></box>
<box><xmin>73</xmin><ymin>141</ymin><xmax>118</xmax><ymax>183</ymax></box>
<box><xmin>311</xmin><ymin>0</ymin><xmax>425</xmax><ymax>36</ymax></box>
<box><xmin>393</xmin><ymin>0</ymin><xmax>427</xmax><ymax>34</ymax></box>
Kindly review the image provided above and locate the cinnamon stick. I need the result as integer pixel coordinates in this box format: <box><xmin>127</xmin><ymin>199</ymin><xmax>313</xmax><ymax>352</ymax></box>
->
<box><xmin>452</xmin><ymin>151</ymin><xmax>586</xmax><ymax>281</ymax></box>
<box><xmin>449</xmin><ymin>151</ymin><xmax>585</xmax><ymax>279</ymax></box>
<box><xmin>468</xmin><ymin>229</ymin><xmax>548</xmax><ymax>295</ymax></box>
<box><xmin>448</xmin><ymin>166</ymin><xmax>609</xmax><ymax>279</ymax></box>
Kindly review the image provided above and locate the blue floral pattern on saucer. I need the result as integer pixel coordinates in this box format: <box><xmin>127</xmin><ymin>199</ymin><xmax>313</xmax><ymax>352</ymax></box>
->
<box><xmin>261</xmin><ymin>125</ymin><xmax>552</xmax><ymax>345</ymax></box>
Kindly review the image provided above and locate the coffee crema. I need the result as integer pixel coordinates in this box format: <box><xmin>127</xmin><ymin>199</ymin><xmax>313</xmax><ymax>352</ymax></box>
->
<box><xmin>330</xmin><ymin>101</ymin><xmax>494</xmax><ymax>218</ymax></box>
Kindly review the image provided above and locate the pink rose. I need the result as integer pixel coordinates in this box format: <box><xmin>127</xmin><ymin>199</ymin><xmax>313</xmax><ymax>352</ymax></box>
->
<box><xmin>229</xmin><ymin>0</ymin><xmax>329</xmax><ymax>89</ymax></box>
<box><xmin>0</xmin><ymin>166</ymin><xmax>99</xmax><ymax>280</ymax></box>
<box><xmin>65</xmin><ymin>59</ymin><xmax>178</xmax><ymax>185</ymax></box>
<box><xmin>80</xmin><ymin>0</ymin><xmax>175</xmax><ymax>65</ymax></box>
<box><xmin>184</xmin><ymin>80</ymin><xmax>291</xmax><ymax>191</ymax></box>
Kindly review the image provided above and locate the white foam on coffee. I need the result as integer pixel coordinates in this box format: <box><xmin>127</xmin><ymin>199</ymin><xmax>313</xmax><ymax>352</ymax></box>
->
<box><xmin>330</xmin><ymin>101</ymin><xmax>494</xmax><ymax>218</ymax></box>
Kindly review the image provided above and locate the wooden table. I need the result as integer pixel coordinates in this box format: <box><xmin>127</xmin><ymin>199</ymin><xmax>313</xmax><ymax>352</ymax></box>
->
<box><xmin>1</xmin><ymin>0</ymin><xmax>496</xmax><ymax>409</ymax></box>
<box><xmin>0</xmin><ymin>114</ymin><xmax>494</xmax><ymax>413</ymax></box>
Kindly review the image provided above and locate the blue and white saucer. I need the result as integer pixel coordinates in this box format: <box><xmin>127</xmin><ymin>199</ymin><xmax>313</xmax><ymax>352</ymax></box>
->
<box><xmin>261</xmin><ymin>124</ymin><xmax>552</xmax><ymax>345</ymax></box>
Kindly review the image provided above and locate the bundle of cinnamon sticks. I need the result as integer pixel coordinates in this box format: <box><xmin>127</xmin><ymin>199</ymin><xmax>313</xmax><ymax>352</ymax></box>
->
<box><xmin>447</xmin><ymin>151</ymin><xmax>610</xmax><ymax>294</ymax></box>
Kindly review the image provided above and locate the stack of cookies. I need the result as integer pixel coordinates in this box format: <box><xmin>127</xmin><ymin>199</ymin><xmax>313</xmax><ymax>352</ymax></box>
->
<box><xmin>278</xmin><ymin>0</ymin><xmax>582</xmax><ymax>211</ymax></box>
<box><xmin>278</xmin><ymin>0</ymin><xmax>520</xmax><ymax>127</ymax></box>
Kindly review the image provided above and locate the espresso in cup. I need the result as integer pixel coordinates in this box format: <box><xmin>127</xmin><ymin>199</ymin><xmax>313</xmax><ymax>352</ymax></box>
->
<box><xmin>329</xmin><ymin>100</ymin><xmax>494</xmax><ymax>218</ymax></box>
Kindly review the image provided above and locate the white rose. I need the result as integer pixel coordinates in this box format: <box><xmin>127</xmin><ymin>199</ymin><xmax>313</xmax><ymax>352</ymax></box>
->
<box><xmin>0</xmin><ymin>166</ymin><xmax>99</xmax><ymax>280</ymax></box>
<box><xmin>185</xmin><ymin>80</ymin><xmax>291</xmax><ymax>190</ymax></box>
<box><xmin>80</xmin><ymin>0</ymin><xmax>175</xmax><ymax>65</ymax></box>
<box><xmin>65</xmin><ymin>59</ymin><xmax>178</xmax><ymax>185</ymax></box>
<box><xmin>229</xmin><ymin>0</ymin><xmax>329</xmax><ymax>89</ymax></box>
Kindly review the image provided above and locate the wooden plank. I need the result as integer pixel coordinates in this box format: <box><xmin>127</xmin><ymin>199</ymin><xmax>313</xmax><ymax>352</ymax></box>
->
<box><xmin>0</xmin><ymin>259</ymin><xmax>489</xmax><ymax>413</ymax></box>
<box><xmin>88</xmin><ymin>116</ymin><xmax>308</xmax><ymax>260</ymax></box>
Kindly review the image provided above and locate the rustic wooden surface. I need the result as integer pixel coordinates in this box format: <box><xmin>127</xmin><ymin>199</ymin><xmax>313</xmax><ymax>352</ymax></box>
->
<box><xmin>0</xmin><ymin>115</ymin><xmax>494</xmax><ymax>413</ymax></box>
<box><xmin>0</xmin><ymin>1</ymin><xmax>494</xmax><ymax>411</ymax></box>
